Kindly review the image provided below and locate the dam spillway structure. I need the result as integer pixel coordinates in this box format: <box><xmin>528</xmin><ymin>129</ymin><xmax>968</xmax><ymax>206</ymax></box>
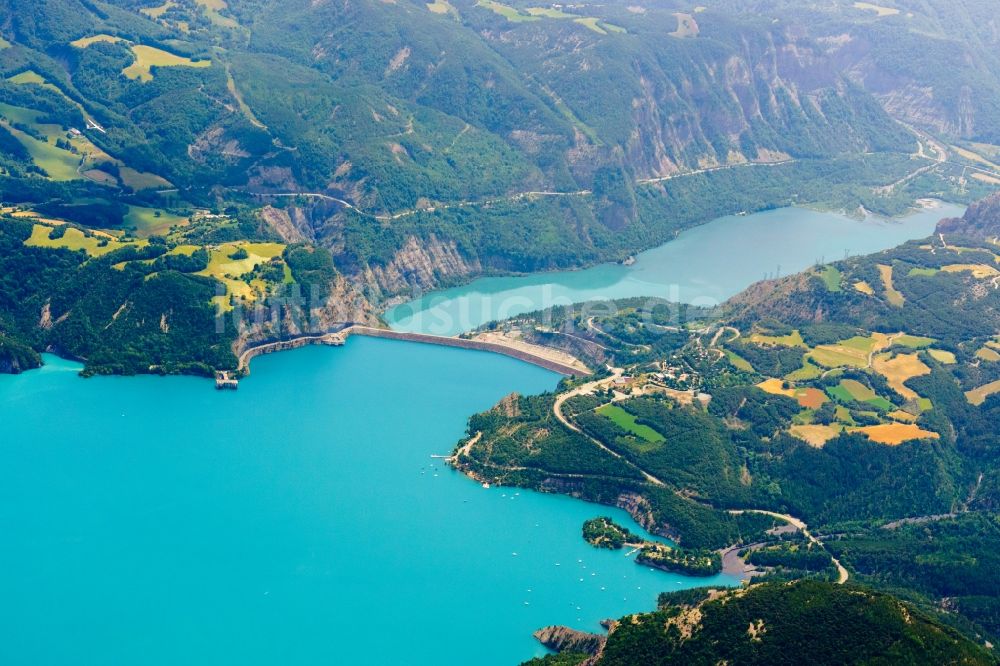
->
<box><xmin>215</xmin><ymin>371</ymin><xmax>239</xmax><ymax>390</ymax></box>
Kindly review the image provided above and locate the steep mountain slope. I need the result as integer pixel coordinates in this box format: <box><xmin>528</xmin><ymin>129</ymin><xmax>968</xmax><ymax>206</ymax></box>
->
<box><xmin>1</xmin><ymin>0</ymin><xmax>997</xmax><ymax>304</ymax></box>
<box><xmin>710</xmin><ymin>0</ymin><xmax>1000</xmax><ymax>143</ymax></box>
<box><xmin>939</xmin><ymin>192</ymin><xmax>1000</xmax><ymax>239</ymax></box>
<box><xmin>0</xmin><ymin>0</ymin><xmax>998</xmax><ymax>346</ymax></box>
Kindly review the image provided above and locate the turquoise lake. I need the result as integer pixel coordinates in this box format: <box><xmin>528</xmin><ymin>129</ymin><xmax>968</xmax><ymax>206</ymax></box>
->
<box><xmin>0</xmin><ymin>340</ymin><xmax>735</xmax><ymax>665</ymax></box>
<box><xmin>0</xmin><ymin>202</ymin><xmax>966</xmax><ymax>664</ymax></box>
<box><xmin>385</xmin><ymin>203</ymin><xmax>966</xmax><ymax>335</ymax></box>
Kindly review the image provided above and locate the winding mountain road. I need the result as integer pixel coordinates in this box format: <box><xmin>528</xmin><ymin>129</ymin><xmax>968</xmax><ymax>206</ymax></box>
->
<box><xmin>728</xmin><ymin>509</ymin><xmax>850</xmax><ymax>584</ymax></box>
<box><xmin>244</xmin><ymin>158</ymin><xmax>801</xmax><ymax>222</ymax></box>
<box><xmin>551</xmin><ymin>368</ymin><xmax>667</xmax><ymax>487</ymax></box>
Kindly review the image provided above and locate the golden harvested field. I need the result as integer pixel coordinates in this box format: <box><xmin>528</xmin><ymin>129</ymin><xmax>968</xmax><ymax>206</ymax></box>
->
<box><xmin>941</xmin><ymin>263</ymin><xmax>1000</xmax><ymax>279</ymax></box>
<box><xmin>878</xmin><ymin>264</ymin><xmax>904</xmax><ymax>307</ymax></box>
<box><xmin>789</xmin><ymin>424</ymin><xmax>841</xmax><ymax>448</ymax></box>
<box><xmin>810</xmin><ymin>346</ymin><xmax>866</xmax><ymax>368</ymax></box>
<box><xmin>70</xmin><ymin>34</ymin><xmax>126</xmax><ymax>48</ymax></box>
<box><xmin>972</xmin><ymin>173</ymin><xmax>1000</xmax><ymax>185</ymax></box>
<box><xmin>141</xmin><ymin>1</ymin><xmax>176</xmax><ymax>18</ymax></box>
<box><xmin>928</xmin><ymin>349</ymin><xmax>957</xmax><ymax>364</ymax></box>
<box><xmin>123</xmin><ymin>45</ymin><xmax>211</xmax><ymax>82</ymax></box>
<box><xmin>757</xmin><ymin>378</ymin><xmax>795</xmax><ymax>398</ymax></box>
<box><xmin>888</xmin><ymin>410</ymin><xmax>919</xmax><ymax>423</ymax></box>
<box><xmin>25</xmin><ymin>224</ymin><xmax>125</xmax><ymax>257</ymax></box>
<box><xmin>808</xmin><ymin>334</ymin><xmax>894</xmax><ymax>369</ymax></box>
<box><xmin>853</xmin><ymin>423</ymin><xmax>939</xmax><ymax>445</ymax></box>
<box><xmin>967</xmin><ymin>380</ymin><xmax>1000</xmax><ymax>406</ymax></box>
<box><xmin>757</xmin><ymin>378</ymin><xmax>827</xmax><ymax>408</ymax></box>
<box><xmin>976</xmin><ymin>347</ymin><xmax>1000</xmax><ymax>362</ymax></box>
<box><xmin>872</xmin><ymin>353</ymin><xmax>931</xmax><ymax>402</ymax></box>
<box><xmin>951</xmin><ymin>144</ymin><xmax>1000</xmax><ymax>171</ymax></box>
<box><xmin>854</xmin><ymin>281</ymin><xmax>874</xmax><ymax>295</ymax></box>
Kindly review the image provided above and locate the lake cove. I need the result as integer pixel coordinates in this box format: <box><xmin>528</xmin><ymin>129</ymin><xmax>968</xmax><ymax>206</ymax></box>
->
<box><xmin>385</xmin><ymin>203</ymin><xmax>966</xmax><ymax>336</ymax></box>
<box><xmin>0</xmin><ymin>339</ymin><xmax>736</xmax><ymax>666</ymax></box>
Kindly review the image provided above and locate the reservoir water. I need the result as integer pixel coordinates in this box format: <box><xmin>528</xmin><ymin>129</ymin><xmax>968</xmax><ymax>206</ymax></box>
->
<box><xmin>385</xmin><ymin>203</ymin><xmax>966</xmax><ymax>336</ymax></box>
<box><xmin>0</xmin><ymin>202</ymin><xmax>965</xmax><ymax>664</ymax></box>
<box><xmin>0</xmin><ymin>341</ymin><xmax>734</xmax><ymax>666</ymax></box>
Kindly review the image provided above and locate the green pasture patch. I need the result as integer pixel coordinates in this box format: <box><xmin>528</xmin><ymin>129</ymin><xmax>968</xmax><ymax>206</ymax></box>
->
<box><xmin>25</xmin><ymin>224</ymin><xmax>124</xmax><ymax>256</ymax></box>
<box><xmin>785</xmin><ymin>359</ymin><xmax>822</xmax><ymax>381</ymax></box>
<box><xmin>124</xmin><ymin>205</ymin><xmax>189</xmax><ymax>237</ymax></box>
<box><xmin>750</xmin><ymin>329</ymin><xmax>806</xmax><ymax>348</ymax></box>
<box><xmin>123</xmin><ymin>45</ymin><xmax>211</xmax><ymax>82</ymax></box>
<box><xmin>597</xmin><ymin>403</ymin><xmax>664</xmax><ymax>444</ymax></box>
<box><xmin>895</xmin><ymin>334</ymin><xmax>935</xmax><ymax>349</ymax></box>
<box><xmin>819</xmin><ymin>265</ymin><xmax>842</xmax><ymax>292</ymax></box>
<box><xmin>476</xmin><ymin>0</ymin><xmax>539</xmax><ymax>21</ymax></box>
<box><xmin>725</xmin><ymin>350</ymin><xmax>754</xmax><ymax>372</ymax></box>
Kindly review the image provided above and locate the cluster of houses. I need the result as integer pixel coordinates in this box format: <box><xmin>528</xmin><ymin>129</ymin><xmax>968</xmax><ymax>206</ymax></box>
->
<box><xmin>650</xmin><ymin>363</ymin><xmax>698</xmax><ymax>391</ymax></box>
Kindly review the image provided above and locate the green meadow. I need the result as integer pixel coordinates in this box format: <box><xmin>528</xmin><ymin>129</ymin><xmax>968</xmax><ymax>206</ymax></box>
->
<box><xmin>597</xmin><ymin>403</ymin><xmax>664</xmax><ymax>444</ymax></box>
<box><xmin>70</xmin><ymin>34</ymin><xmax>126</xmax><ymax>48</ymax></box>
<box><xmin>25</xmin><ymin>224</ymin><xmax>125</xmax><ymax>257</ymax></box>
<box><xmin>819</xmin><ymin>265</ymin><xmax>842</xmax><ymax>291</ymax></box>
<box><xmin>725</xmin><ymin>350</ymin><xmax>754</xmax><ymax>372</ymax></box>
<box><xmin>476</xmin><ymin>0</ymin><xmax>539</xmax><ymax>22</ymax></box>
<box><xmin>123</xmin><ymin>45</ymin><xmax>211</xmax><ymax>82</ymax></box>
<box><xmin>124</xmin><ymin>206</ymin><xmax>189</xmax><ymax>237</ymax></box>
<box><xmin>827</xmin><ymin>379</ymin><xmax>894</xmax><ymax>411</ymax></box>
<box><xmin>3</xmin><ymin>122</ymin><xmax>81</xmax><ymax>181</ymax></box>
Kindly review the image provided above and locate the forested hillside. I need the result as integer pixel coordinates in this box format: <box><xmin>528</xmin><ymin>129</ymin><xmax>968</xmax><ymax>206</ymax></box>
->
<box><xmin>2</xmin><ymin>0</ymin><xmax>999</xmax><ymax>302</ymax></box>
<box><xmin>525</xmin><ymin>581</ymin><xmax>997</xmax><ymax>666</ymax></box>
<box><xmin>457</xmin><ymin>194</ymin><xmax>1000</xmax><ymax>652</ymax></box>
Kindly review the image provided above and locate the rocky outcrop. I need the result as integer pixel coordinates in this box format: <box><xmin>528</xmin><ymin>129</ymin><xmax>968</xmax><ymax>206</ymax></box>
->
<box><xmin>615</xmin><ymin>492</ymin><xmax>682</xmax><ymax>543</ymax></box>
<box><xmin>358</xmin><ymin>234</ymin><xmax>481</xmax><ymax>301</ymax></box>
<box><xmin>937</xmin><ymin>192</ymin><xmax>1000</xmax><ymax>239</ymax></box>
<box><xmin>232</xmin><ymin>274</ymin><xmax>379</xmax><ymax>355</ymax></box>
<box><xmin>261</xmin><ymin>206</ymin><xmax>310</xmax><ymax>244</ymax></box>
<box><xmin>533</xmin><ymin>625</ymin><xmax>606</xmax><ymax>660</ymax></box>
<box><xmin>0</xmin><ymin>337</ymin><xmax>41</xmax><ymax>374</ymax></box>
